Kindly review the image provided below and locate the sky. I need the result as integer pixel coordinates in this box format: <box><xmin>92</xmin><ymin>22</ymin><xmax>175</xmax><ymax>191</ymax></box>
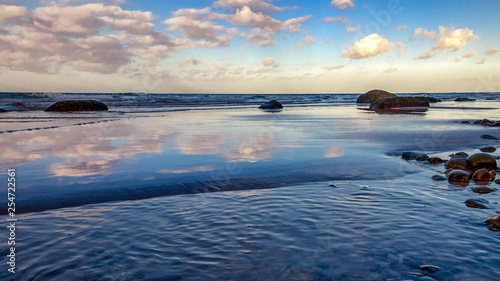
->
<box><xmin>0</xmin><ymin>0</ymin><xmax>499</xmax><ymax>94</ymax></box>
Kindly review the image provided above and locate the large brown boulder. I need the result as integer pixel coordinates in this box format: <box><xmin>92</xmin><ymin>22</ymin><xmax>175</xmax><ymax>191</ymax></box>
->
<box><xmin>445</xmin><ymin>157</ymin><xmax>468</xmax><ymax>170</ymax></box>
<box><xmin>466</xmin><ymin>153</ymin><xmax>498</xmax><ymax>171</ymax></box>
<box><xmin>45</xmin><ymin>100</ymin><xmax>108</xmax><ymax>112</ymax></box>
<box><xmin>370</xmin><ymin>97</ymin><xmax>430</xmax><ymax>111</ymax></box>
<box><xmin>356</xmin><ymin>89</ymin><xmax>396</xmax><ymax>103</ymax></box>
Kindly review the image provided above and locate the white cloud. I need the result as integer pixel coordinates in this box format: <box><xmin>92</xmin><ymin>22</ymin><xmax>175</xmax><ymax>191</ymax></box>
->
<box><xmin>295</xmin><ymin>35</ymin><xmax>317</xmax><ymax>50</ymax></box>
<box><xmin>322</xmin><ymin>16</ymin><xmax>351</xmax><ymax>25</ymax></box>
<box><xmin>486</xmin><ymin>47</ymin><xmax>499</xmax><ymax>55</ymax></box>
<box><xmin>345</xmin><ymin>26</ymin><xmax>356</xmax><ymax>34</ymax></box>
<box><xmin>213</xmin><ymin>0</ymin><xmax>286</xmax><ymax>14</ymax></box>
<box><xmin>322</xmin><ymin>64</ymin><xmax>346</xmax><ymax>71</ymax></box>
<box><xmin>246</xmin><ymin>28</ymin><xmax>277</xmax><ymax>46</ymax></box>
<box><xmin>414</xmin><ymin>26</ymin><xmax>478</xmax><ymax>60</ymax></box>
<box><xmin>394</xmin><ymin>25</ymin><xmax>407</xmax><ymax>31</ymax></box>
<box><xmin>462</xmin><ymin>50</ymin><xmax>476</xmax><ymax>58</ymax></box>
<box><xmin>283</xmin><ymin>15</ymin><xmax>312</xmax><ymax>35</ymax></box>
<box><xmin>262</xmin><ymin>58</ymin><xmax>277</xmax><ymax>67</ymax></box>
<box><xmin>342</xmin><ymin>34</ymin><xmax>393</xmax><ymax>59</ymax></box>
<box><xmin>323</xmin><ymin>37</ymin><xmax>331</xmax><ymax>44</ymax></box>
<box><xmin>229</xmin><ymin>5</ymin><xmax>281</xmax><ymax>32</ymax></box>
<box><xmin>477</xmin><ymin>58</ymin><xmax>486</xmax><ymax>64</ymax></box>
<box><xmin>0</xmin><ymin>4</ymin><xmax>27</xmax><ymax>24</ymax></box>
<box><xmin>331</xmin><ymin>0</ymin><xmax>354</xmax><ymax>10</ymax></box>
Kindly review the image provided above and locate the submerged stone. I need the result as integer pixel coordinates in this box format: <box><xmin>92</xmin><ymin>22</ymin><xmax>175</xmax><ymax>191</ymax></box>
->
<box><xmin>455</xmin><ymin>97</ymin><xmax>476</xmax><ymax>101</ymax></box>
<box><xmin>420</xmin><ymin>265</ymin><xmax>440</xmax><ymax>273</ymax></box>
<box><xmin>481</xmin><ymin>134</ymin><xmax>499</xmax><ymax>140</ymax></box>
<box><xmin>356</xmin><ymin>89</ymin><xmax>396</xmax><ymax>103</ymax></box>
<box><xmin>258</xmin><ymin>100</ymin><xmax>283</xmax><ymax>109</ymax></box>
<box><xmin>431</xmin><ymin>175</ymin><xmax>447</xmax><ymax>181</ymax></box>
<box><xmin>415</xmin><ymin>154</ymin><xmax>429</xmax><ymax>161</ymax></box>
<box><xmin>402</xmin><ymin>152</ymin><xmax>420</xmax><ymax>160</ymax></box>
<box><xmin>471</xmin><ymin>186</ymin><xmax>496</xmax><ymax>194</ymax></box>
<box><xmin>45</xmin><ymin>100</ymin><xmax>108</xmax><ymax>112</ymax></box>
<box><xmin>466</xmin><ymin>153</ymin><xmax>498</xmax><ymax>171</ymax></box>
<box><xmin>0</xmin><ymin>108</ymin><xmax>6</xmax><ymax>112</ymax></box>
<box><xmin>465</xmin><ymin>198</ymin><xmax>489</xmax><ymax>209</ymax></box>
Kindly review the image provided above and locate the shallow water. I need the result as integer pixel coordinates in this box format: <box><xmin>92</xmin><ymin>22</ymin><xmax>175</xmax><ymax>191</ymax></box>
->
<box><xmin>1</xmin><ymin>97</ymin><xmax>500</xmax><ymax>280</ymax></box>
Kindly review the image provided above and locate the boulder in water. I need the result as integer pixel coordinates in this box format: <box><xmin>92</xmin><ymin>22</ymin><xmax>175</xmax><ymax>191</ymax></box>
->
<box><xmin>426</xmin><ymin>157</ymin><xmax>443</xmax><ymax>164</ymax></box>
<box><xmin>259</xmin><ymin>100</ymin><xmax>283</xmax><ymax>109</ymax></box>
<box><xmin>45</xmin><ymin>100</ymin><xmax>108</xmax><ymax>112</ymax></box>
<box><xmin>447</xmin><ymin>170</ymin><xmax>471</xmax><ymax>182</ymax></box>
<box><xmin>369</xmin><ymin>97</ymin><xmax>430</xmax><ymax>111</ymax></box>
<box><xmin>356</xmin><ymin>89</ymin><xmax>396</xmax><ymax>103</ymax></box>
<box><xmin>0</xmin><ymin>108</ymin><xmax>6</xmax><ymax>112</ymax></box>
<box><xmin>472</xmin><ymin>186</ymin><xmax>496</xmax><ymax>193</ymax></box>
<box><xmin>481</xmin><ymin>134</ymin><xmax>499</xmax><ymax>140</ymax></box>
<box><xmin>445</xmin><ymin>157</ymin><xmax>468</xmax><ymax>170</ymax></box>
<box><xmin>466</xmin><ymin>153</ymin><xmax>498</xmax><ymax>171</ymax></box>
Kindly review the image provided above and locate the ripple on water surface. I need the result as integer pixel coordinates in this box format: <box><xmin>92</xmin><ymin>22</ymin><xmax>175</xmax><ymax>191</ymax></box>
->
<box><xmin>3</xmin><ymin>172</ymin><xmax>500</xmax><ymax>281</ymax></box>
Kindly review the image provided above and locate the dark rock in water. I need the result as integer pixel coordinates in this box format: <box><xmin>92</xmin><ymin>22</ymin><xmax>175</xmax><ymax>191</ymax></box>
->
<box><xmin>453</xmin><ymin>152</ymin><xmax>469</xmax><ymax>157</ymax></box>
<box><xmin>420</xmin><ymin>265</ymin><xmax>440</xmax><ymax>273</ymax></box>
<box><xmin>461</xmin><ymin>120</ymin><xmax>470</xmax><ymax>124</ymax></box>
<box><xmin>427</xmin><ymin>157</ymin><xmax>443</xmax><ymax>164</ymax></box>
<box><xmin>402</xmin><ymin>152</ymin><xmax>419</xmax><ymax>160</ymax></box>
<box><xmin>472</xmin><ymin>186</ymin><xmax>496</xmax><ymax>194</ymax></box>
<box><xmin>465</xmin><ymin>198</ymin><xmax>489</xmax><ymax>209</ymax></box>
<box><xmin>466</xmin><ymin>153</ymin><xmax>498</xmax><ymax>171</ymax></box>
<box><xmin>425</xmin><ymin>97</ymin><xmax>441</xmax><ymax>103</ymax></box>
<box><xmin>481</xmin><ymin>134</ymin><xmax>499</xmax><ymax>140</ymax></box>
<box><xmin>445</xmin><ymin>157</ymin><xmax>468</xmax><ymax>170</ymax></box>
<box><xmin>473</xmin><ymin>168</ymin><xmax>491</xmax><ymax>181</ymax></box>
<box><xmin>415</xmin><ymin>154</ymin><xmax>429</xmax><ymax>161</ymax></box>
<box><xmin>480</xmin><ymin>146</ymin><xmax>496</xmax><ymax>153</ymax></box>
<box><xmin>45</xmin><ymin>100</ymin><xmax>108</xmax><ymax>112</ymax></box>
<box><xmin>455</xmin><ymin>97</ymin><xmax>476</xmax><ymax>101</ymax></box>
<box><xmin>356</xmin><ymin>89</ymin><xmax>396</xmax><ymax>103</ymax></box>
<box><xmin>0</xmin><ymin>108</ymin><xmax>6</xmax><ymax>112</ymax></box>
<box><xmin>431</xmin><ymin>175</ymin><xmax>447</xmax><ymax>181</ymax></box>
<box><xmin>485</xmin><ymin>213</ymin><xmax>500</xmax><ymax>231</ymax></box>
<box><xmin>495</xmin><ymin>179</ymin><xmax>500</xmax><ymax>185</ymax></box>
<box><xmin>369</xmin><ymin>97</ymin><xmax>430</xmax><ymax>111</ymax></box>
<box><xmin>258</xmin><ymin>100</ymin><xmax>283</xmax><ymax>109</ymax></box>
<box><xmin>447</xmin><ymin>170</ymin><xmax>471</xmax><ymax>182</ymax></box>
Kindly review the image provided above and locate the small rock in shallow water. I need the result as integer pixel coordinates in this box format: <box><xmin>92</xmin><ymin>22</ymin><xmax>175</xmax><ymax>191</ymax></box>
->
<box><xmin>455</xmin><ymin>97</ymin><xmax>476</xmax><ymax>101</ymax></box>
<box><xmin>481</xmin><ymin>134</ymin><xmax>500</xmax><ymax>140</ymax></box>
<box><xmin>431</xmin><ymin>175</ymin><xmax>447</xmax><ymax>181</ymax></box>
<box><xmin>453</xmin><ymin>152</ymin><xmax>469</xmax><ymax>157</ymax></box>
<box><xmin>258</xmin><ymin>100</ymin><xmax>283</xmax><ymax>109</ymax></box>
<box><xmin>420</xmin><ymin>265</ymin><xmax>440</xmax><ymax>273</ymax></box>
<box><xmin>485</xmin><ymin>213</ymin><xmax>500</xmax><ymax>231</ymax></box>
<box><xmin>480</xmin><ymin>146</ymin><xmax>496</xmax><ymax>153</ymax></box>
<box><xmin>447</xmin><ymin>170</ymin><xmax>471</xmax><ymax>182</ymax></box>
<box><xmin>473</xmin><ymin>168</ymin><xmax>491</xmax><ymax>181</ymax></box>
<box><xmin>426</xmin><ymin>157</ymin><xmax>443</xmax><ymax>164</ymax></box>
<box><xmin>467</xmin><ymin>153</ymin><xmax>498</xmax><ymax>171</ymax></box>
<box><xmin>402</xmin><ymin>152</ymin><xmax>421</xmax><ymax>160</ymax></box>
<box><xmin>495</xmin><ymin>179</ymin><xmax>500</xmax><ymax>185</ymax></box>
<box><xmin>471</xmin><ymin>186</ymin><xmax>496</xmax><ymax>194</ymax></box>
<box><xmin>461</xmin><ymin>120</ymin><xmax>470</xmax><ymax>124</ymax></box>
<box><xmin>465</xmin><ymin>198</ymin><xmax>489</xmax><ymax>209</ymax></box>
<box><xmin>415</xmin><ymin>154</ymin><xmax>429</xmax><ymax>161</ymax></box>
<box><xmin>0</xmin><ymin>108</ymin><xmax>6</xmax><ymax>112</ymax></box>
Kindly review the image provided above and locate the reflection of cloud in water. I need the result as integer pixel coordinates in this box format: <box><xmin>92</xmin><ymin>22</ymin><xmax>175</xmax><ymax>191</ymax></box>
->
<box><xmin>157</xmin><ymin>165</ymin><xmax>214</xmax><ymax>174</ymax></box>
<box><xmin>324</xmin><ymin>147</ymin><xmax>344</xmax><ymax>158</ymax></box>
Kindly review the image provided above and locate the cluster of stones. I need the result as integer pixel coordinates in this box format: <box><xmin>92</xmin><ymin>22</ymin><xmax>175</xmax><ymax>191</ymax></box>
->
<box><xmin>356</xmin><ymin>89</ymin><xmax>440</xmax><ymax>112</ymax></box>
<box><xmin>462</xmin><ymin>118</ymin><xmax>500</xmax><ymax>127</ymax></box>
<box><xmin>402</xmin><ymin>150</ymin><xmax>500</xmax><ymax>231</ymax></box>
